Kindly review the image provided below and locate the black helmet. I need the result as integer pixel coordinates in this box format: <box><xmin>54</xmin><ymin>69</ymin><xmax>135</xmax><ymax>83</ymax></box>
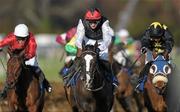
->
<box><xmin>149</xmin><ymin>22</ymin><xmax>164</xmax><ymax>38</ymax></box>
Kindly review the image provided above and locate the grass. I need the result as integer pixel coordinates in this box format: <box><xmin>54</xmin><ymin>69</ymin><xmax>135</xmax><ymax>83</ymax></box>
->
<box><xmin>38</xmin><ymin>57</ymin><xmax>64</xmax><ymax>82</ymax></box>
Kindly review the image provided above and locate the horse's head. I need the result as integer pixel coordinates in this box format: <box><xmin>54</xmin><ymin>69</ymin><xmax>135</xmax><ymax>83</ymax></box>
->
<box><xmin>80</xmin><ymin>41</ymin><xmax>100</xmax><ymax>90</ymax></box>
<box><xmin>148</xmin><ymin>54</ymin><xmax>171</xmax><ymax>93</ymax></box>
<box><xmin>6</xmin><ymin>49</ymin><xmax>25</xmax><ymax>88</ymax></box>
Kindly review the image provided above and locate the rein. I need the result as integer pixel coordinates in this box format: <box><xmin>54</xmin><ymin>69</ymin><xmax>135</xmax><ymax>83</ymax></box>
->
<box><xmin>0</xmin><ymin>57</ymin><xmax>7</xmax><ymax>72</ymax></box>
<box><xmin>6</xmin><ymin>55</ymin><xmax>27</xmax><ymax>89</ymax></box>
<box><xmin>86</xmin><ymin>81</ymin><xmax>105</xmax><ymax>91</ymax></box>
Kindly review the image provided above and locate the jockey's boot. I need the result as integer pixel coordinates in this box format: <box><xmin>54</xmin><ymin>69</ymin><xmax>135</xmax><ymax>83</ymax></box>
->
<box><xmin>60</xmin><ymin>66</ymin><xmax>71</xmax><ymax>86</ymax></box>
<box><xmin>43</xmin><ymin>79</ymin><xmax>52</xmax><ymax>93</ymax></box>
<box><xmin>33</xmin><ymin>66</ymin><xmax>52</xmax><ymax>93</ymax></box>
<box><xmin>135</xmin><ymin>62</ymin><xmax>152</xmax><ymax>93</ymax></box>
<box><xmin>59</xmin><ymin>66</ymin><xmax>69</xmax><ymax>79</ymax></box>
<box><xmin>59</xmin><ymin>59</ymin><xmax>75</xmax><ymax>85</ymax></box>
<box><xmin>99</xmin><ymin>60</ymin><xmax>119</xmax><ymax>87</ymax></box>
<box><xmin>0</xmin><ymin>83</ymin><xmax>8</xmax><ymax>100</ymax></box>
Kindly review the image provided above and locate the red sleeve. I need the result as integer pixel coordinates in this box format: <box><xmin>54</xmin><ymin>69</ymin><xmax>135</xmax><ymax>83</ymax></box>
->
<box><xmin>25</xmin><ymin>33</ymin><xmax>37</xmax><ymax>59</ymax></box>
<box><xmin>66</xmin><ymin>27</ymin><xmax>77</xmax><ymax>41</ymax></box>
<box><xmin>0</xmin><ymin>33</ymin><xmax>14</xmax><ymax>48</ymax></box>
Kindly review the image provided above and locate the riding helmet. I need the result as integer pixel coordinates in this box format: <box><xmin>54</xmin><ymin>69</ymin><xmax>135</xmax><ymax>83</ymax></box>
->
<box><xmin>149</xmin><ymin>22</ymin><xmax>164</xmax><ymax>38</ymax></box>
<box><xmin>84</xmin><ymin>8</ymin><xmax>102</xmax><ymax>21</ymax></box>
<box><xmin>14</xmin><ymin>24</ymin><xmax>29</xmax><ymax>38</ymax></box>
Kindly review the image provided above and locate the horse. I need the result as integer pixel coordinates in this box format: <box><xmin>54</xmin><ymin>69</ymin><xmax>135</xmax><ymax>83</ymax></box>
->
<box><xmin>65</xmin><ymin>42</ymin><xmax>114</xmax><ymax>112</ymax></box>
<box><xmin>5</xmin><ymin>49</ymin><xmax>45</xmax><ymax>112</ymax></box>
<box><xmin>143</xmin><ymin>52</ymin><xmax>172</xmax><ymax>112</ymax></box>
<box><xmin>111</xmin><ymin>44</ymin><xmax>146</xmax><ymax>112</ymax></box>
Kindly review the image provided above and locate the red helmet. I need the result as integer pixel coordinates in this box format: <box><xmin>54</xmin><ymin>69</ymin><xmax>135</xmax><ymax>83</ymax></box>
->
<box><xmin>84</xmin><ymin>8</ymin><xmax>102</xmax><ymax>20</ymax></box>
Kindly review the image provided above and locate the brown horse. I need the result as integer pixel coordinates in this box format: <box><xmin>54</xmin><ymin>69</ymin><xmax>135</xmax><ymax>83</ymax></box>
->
<box><xmin>110</xmin><ymin>45</ymin><xmax>136</xmax><ymax>112</ymax></box>
<box><xmin>143</xmin><ymin>53</ymin><xmax>172</xmax><ymax>112</ymax></box>
<box><xmin>65</xmin><ymin>43</ymin><xmax>114</xmax><ymax>112</ymax></box>
<box><xmin>6</xmin><ymin>50</ymin><xmax>45</xmax><ymax>112</ymax></box>
<box><xmin>111</xmin><ymin>44</ymin><xmax>147</xmax><ymax>112</ymax></box>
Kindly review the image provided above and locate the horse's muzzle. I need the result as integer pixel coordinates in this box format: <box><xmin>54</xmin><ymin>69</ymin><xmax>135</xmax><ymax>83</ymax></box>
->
<box><xmin>152</xmin><ymin>75</ymin><xmax>168</xmax><ymax>89</ymax></box>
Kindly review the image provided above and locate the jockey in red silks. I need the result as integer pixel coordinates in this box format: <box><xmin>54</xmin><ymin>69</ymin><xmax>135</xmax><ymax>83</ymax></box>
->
<box><xmin>0</xmin><ymin>24</ymin><xmax>52</xmax><ymax>99</ymax></box>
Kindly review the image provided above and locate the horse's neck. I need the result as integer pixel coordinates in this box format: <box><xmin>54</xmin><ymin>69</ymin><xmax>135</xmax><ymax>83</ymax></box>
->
<box><xmin>19</xmin><ymin>68</ymin><xmax>29</xmax><ymax>81</ymax></box>
<box><xmin>94</xmin><ymin>66</ymin><xmax>105</xmax><ymax>87</ymax></box>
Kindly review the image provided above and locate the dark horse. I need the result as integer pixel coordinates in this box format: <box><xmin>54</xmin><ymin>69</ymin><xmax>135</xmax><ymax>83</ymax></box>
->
<box><xmin>6</xmin><ymin>49</ymin><xmax>45</xmax><ymax>112</ymax></box>
<box><xmin>65</xmin><ymin>42</ymin><xmax>114</xmax><ymax>112</ymax></box>
<box><xmin>144</xmin><ymin>52</ymin><xmax>172</xmax><ymax>112</ymax></box>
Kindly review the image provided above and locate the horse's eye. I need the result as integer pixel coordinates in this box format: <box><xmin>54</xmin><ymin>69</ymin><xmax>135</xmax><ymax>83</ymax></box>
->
<box><xmin>163</xmin><ymin>65</ymin><xmax>171</xmax><ymax>75</ymax></box>
<box><xmin>149</xmin><ymin>64</ymin><xmax>157</xmax><ymax>74</ymax></box>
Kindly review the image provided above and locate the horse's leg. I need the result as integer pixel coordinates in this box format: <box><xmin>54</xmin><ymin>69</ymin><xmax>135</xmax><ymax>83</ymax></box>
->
<box><xmin>7</xmin><ymin>90</ymin><xmax>18</xmax><ymax>112</ymax></box>
<box><xmin>133</xmin><ymin>93</ymin><xmax>147</xmax><ymax>112</ymax></box>
<box><xmin>64</xmin><ymin>86</ymin><xmax>79</xmax><ymax>112</ymax></box>
<box><xmin>8</xmin><ymin>102</ymin><xmax>16</xmax><ymax>112</ymax></box>
<box><xmin>122</xmin><ymin>83</ymin><xmax>137</xmax><ymax>112</ymax></box>
<box><xmin>27</xmin><ymin>94</ymin><xmax>45</xmax><ymax>112</ymax></box>
<box><xmin>26</xmin><ymin>78</ymin><xmax>44</xmax><ymax>112</ymax></box>
<box><xmin>72</xmin><ymin>106</ymin><xmax>79</xmax><ymax>112</ymax></box>
<box><xmin>27</xmin><ymin>95</ymin><xmax>45</xmax><ymax>112</ymax></box>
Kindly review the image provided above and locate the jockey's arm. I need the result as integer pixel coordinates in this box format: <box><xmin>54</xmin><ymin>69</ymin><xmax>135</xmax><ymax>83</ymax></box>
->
<box><xmin>163</xmin><ymin>29</ymin><xmax>174</xmax><ymax>53</ymax></box>
<box><xmin>0</xmin><ymin>34</ymin><xmax>14</xmax><ymax>48</ymax></box>
<box><xmin>140</xmin><ymin>30</ymin><xmax>151</xmax><ymax>49</ymax></box>
<box><xmin>25</xmin><ymin>35</ymin><xmax>37</xmax><ymax>59</ymax></box>
<box><xmin>65</xmin><ymin>35</ymin><xmax>77</xmax><ymax>55</ymax></box>
<box><xmin>98</xmin><ymin>20</ymin><xmax>113</xmax><ymax>51</ymax></box>
<box><xmin>75</xmin><ymin>19</ymin><xmax>85</xmax><ymax>50</ymax></box>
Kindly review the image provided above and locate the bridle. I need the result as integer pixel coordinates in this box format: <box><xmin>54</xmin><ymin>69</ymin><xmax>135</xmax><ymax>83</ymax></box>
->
<box><xmin>80</xmin><ymin>50</ymin><xmax>105</xmax><ymax>91</ymax></box>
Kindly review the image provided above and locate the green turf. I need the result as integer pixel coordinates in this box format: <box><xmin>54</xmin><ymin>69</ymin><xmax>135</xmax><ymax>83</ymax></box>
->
<box><xmin>38</xmin><ymin>57</ymin><xmax>64</xmax><ymax>82</ymax></box>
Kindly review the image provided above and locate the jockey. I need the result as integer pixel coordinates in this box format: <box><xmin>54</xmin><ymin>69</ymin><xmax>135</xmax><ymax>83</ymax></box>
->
<box><xmin>114</xmin><ymin>29</ymin><xmax>132</xmax><ymax>46</ymax></box>
<box><xmin>56</xmin><ymin>27</ymin><xmax>77</xmax><ymax>81</ymax></box>
<box><xmin>0</xmin><ymin>24</ymin><xmax>52</xmax><ymax>99</ymax></box>
<box><xmin>113</xmin><ymin>29</ymin><xmax>135</xmax><ymax>67</ymax></box>
<box><xmin>135</xmin><ymin>22</ymin><xmax>174</xmax><ymax>92</ymax></box>
<box><xmin>75</xmin><ymin>8</ymin><xmax>119</xmax><ymax>87</ymax></box>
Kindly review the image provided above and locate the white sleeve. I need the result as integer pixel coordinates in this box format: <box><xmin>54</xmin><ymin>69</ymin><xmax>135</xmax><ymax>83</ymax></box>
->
<box><xmin>98</xmin><ymin>20</ymin><xmax>114</xmax><ymax>51</ymax></box>
<box><xmin>75</xmin><ymin>19</ymin><xmax>85</xmax><ymax>49</ymax></box>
